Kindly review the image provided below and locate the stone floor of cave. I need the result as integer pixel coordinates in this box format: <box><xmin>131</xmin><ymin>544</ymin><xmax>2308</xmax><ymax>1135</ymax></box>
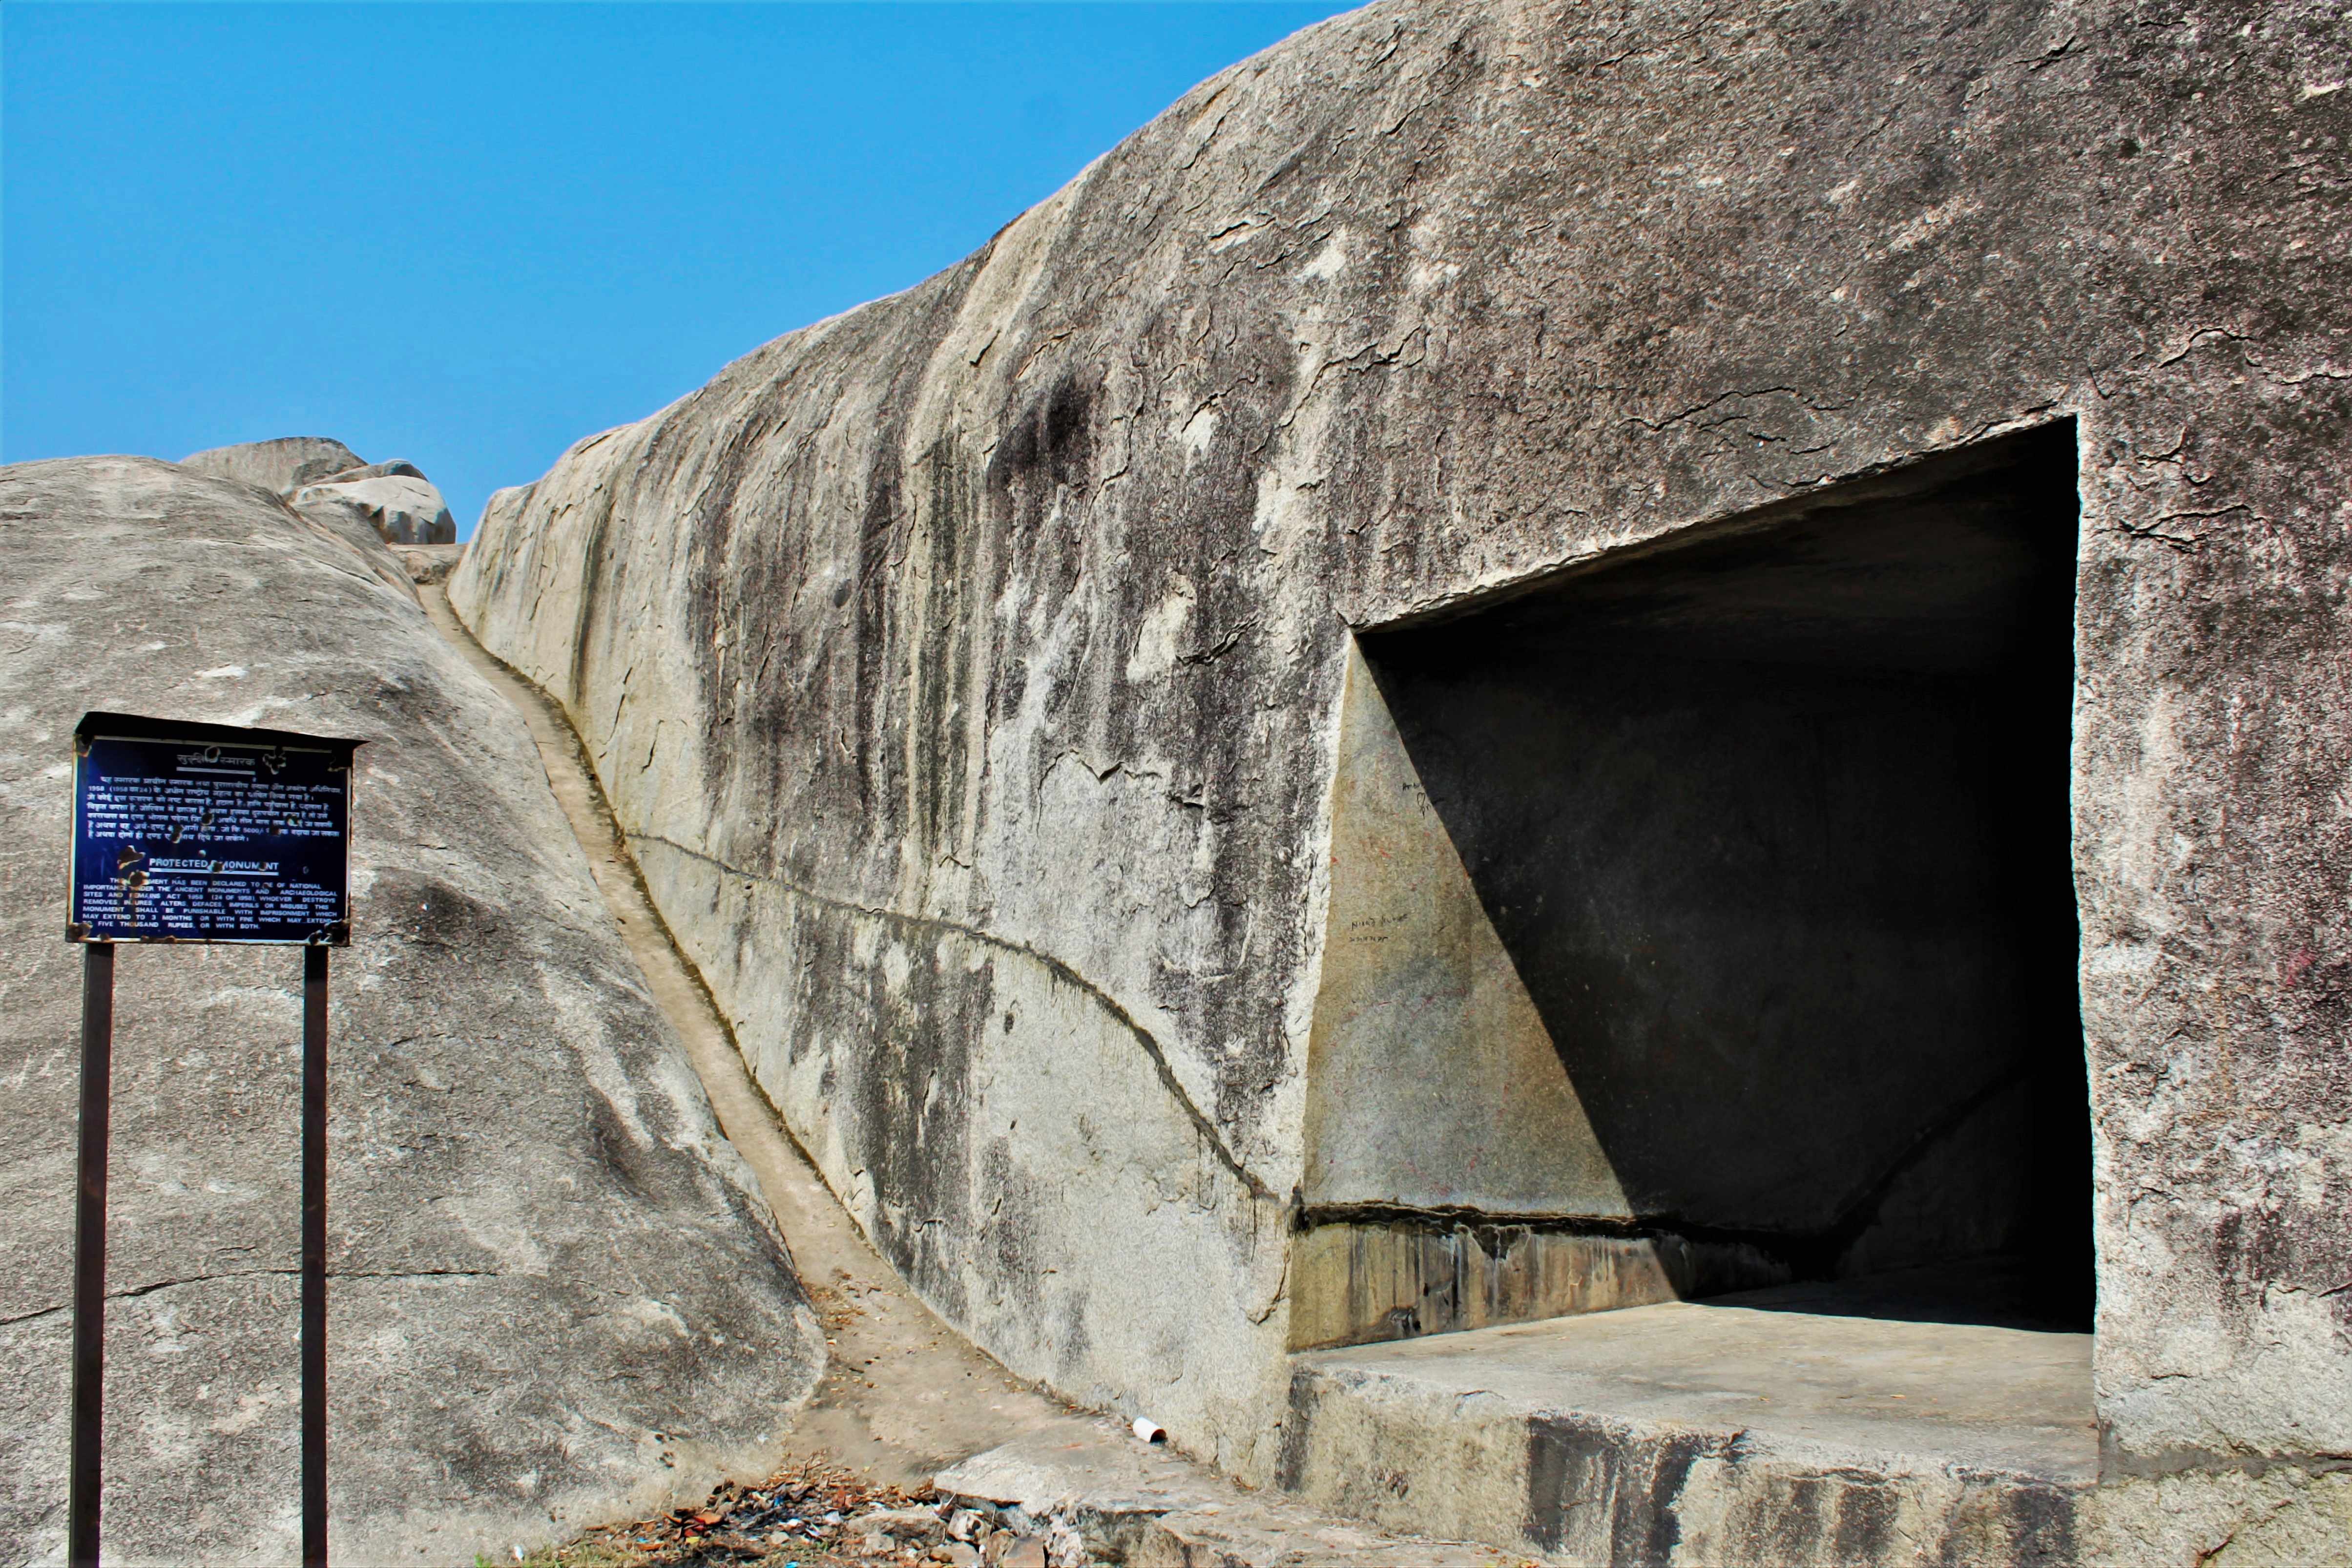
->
<box><xmin>1301</xmin><ymin>1264</ymin><xmax>2099</xmax><ymax>1487</ymax></box>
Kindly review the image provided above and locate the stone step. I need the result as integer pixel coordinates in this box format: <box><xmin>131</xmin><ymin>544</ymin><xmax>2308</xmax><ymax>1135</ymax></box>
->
<box><xmin>1274</xmin><ymin>1286</ymin><xmax>2098</xmax><ymax>1567</ymax></box>
<box><xmin>934</xmin><ymin>1421</ymin><xmax>1523</xmax><ymax>1567</ymax></box>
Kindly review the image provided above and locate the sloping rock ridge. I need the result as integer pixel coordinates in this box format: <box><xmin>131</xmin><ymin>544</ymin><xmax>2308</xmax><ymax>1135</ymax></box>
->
<box><xmin>0</xmin><ymin>457</ymin><xmax>823</xmax><ymax>1564</ymax></box>
<box><xmin>451</xmin><ymin>0</ymin><xmax>2350</xmax><ymax>1560</ymax></box>
<box><xmin>181</xmin><ymin>437</ymin><xmax>364</xmax><ymax>496</ymax></box>
<box><xmin>182</xmin><ymin>437</ymin><xmax>459</xmax><ymax>544</ymax></box>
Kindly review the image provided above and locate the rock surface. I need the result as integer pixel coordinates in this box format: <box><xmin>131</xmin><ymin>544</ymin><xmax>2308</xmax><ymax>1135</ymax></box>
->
<box><xmin>391</xmin><ymin>541</ymin><xmax>465</xmax><ymax>585</ymax></box>
<box><xmin>430</xmin><ymin>578</ymin><xmax>1523</xmax><ymax>1568</ymax></box>
<box><xmin>179</xmin><ymin>437</ymin><xmax>460</xmax><ymax>544</ymax></box>
<box><xmin>0</xmin><ymin>457</ymin><xmax>823</xmax><ymax>1564</ymax></box>
<box><xmin>451</xmin><ymin>0</ymin><xmax>2350</xmax><ymax>1559</ymax></box>
<box><xmin>1282</xmin><ymin>1290</ymin><xmax>2094</xmax><ymax>1562</ymax></box>
<box><xmin>180</xmin><ymin>436</ymin><xmax>364</xmax><ymax>496</ymax></box>
<box><xmin>293</xmin><ymin>470</ymin><xmax>458</xmax><ymax>546</ymax></box>
<box><xmin>317</xmin><ymin>460</ymin><xmax>429</xmax><ymax>484</ymax></box>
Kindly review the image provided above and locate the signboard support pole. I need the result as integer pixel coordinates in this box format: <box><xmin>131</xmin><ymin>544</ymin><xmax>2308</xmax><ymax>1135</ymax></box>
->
<box><xmin>68</xmin><ymin>940</ymin><xmax>115</xmax><ymax>1568</ymax></box>
<box><xmin>302</xmin><ymin>943</ymin><xmax>328</xmax><ymax>1568</ymax></box>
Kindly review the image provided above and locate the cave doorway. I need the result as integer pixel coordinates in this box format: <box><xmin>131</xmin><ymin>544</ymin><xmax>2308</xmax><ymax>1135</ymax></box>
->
<box><xmin>1295</xmin><ymin>422</ymin><xmax>2090</xmax><ymax>1347</ymax></box>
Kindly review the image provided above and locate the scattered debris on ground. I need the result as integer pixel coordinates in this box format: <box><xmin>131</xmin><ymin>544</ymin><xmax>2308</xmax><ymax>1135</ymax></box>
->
<box><xmin>503</xmin><ymin>1448</ymin><xmax>1544</xmax><ymax>1568</ymax></box>
<box><xmin>510</xmin><ymin>1459</ymin><xmax>1075</xmax><ymax>1568</ymax></box>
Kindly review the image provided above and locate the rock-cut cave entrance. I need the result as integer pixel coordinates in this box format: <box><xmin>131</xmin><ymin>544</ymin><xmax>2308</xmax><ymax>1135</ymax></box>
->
<box><xmin>1293</xmin><ymin>422</ymin><xmax>2091</xmax><ymax>1349</ymax></box>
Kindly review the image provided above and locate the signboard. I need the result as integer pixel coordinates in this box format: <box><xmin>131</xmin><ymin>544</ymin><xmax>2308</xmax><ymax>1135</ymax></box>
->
<box><xmin>68</xmin><ymin>712</ymin><xmax>358</xmax><ymax>945</ymax></box>
<box><xmin>62</xmin><ymin>711</ymin><xmax>363</xmax><ymax>1568</ymax></box>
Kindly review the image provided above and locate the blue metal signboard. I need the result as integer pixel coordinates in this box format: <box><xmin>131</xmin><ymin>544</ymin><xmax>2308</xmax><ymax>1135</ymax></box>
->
<box><xmin>61</xmin><ymin>711</ymin><xmax>365</xmax><ymax>1568</ymax></box>
<box><xmin>67</xmin><ymin>712</ymin><xmax>361</xmax><ymax>945</ymax></box>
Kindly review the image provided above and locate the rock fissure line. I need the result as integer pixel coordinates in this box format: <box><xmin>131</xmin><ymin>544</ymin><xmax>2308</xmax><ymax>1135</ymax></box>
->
<box><xmin>423</xmin><ymin>582</ymin><xmax>1173</xmax><ymax>1489</ymax></box>
<box><xmin>1</xmin><ymin>1264</ymin><xmax>505</xmax><ymax>1329</ymax></box>
<box><xmin>438</xmin><ymin>577</ymin><xmax>1272</xmax><ymax>1212</ymax></box>
<box><xmin>623</xmin><ymin>828</ymin><xmax>1278</xmax><ymax>1204</ymax></box>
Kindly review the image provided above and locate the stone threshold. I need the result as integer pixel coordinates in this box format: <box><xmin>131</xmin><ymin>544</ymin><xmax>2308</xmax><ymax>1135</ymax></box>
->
<box><xmin>1277</xmin><ymin>1278</ymin><xmax>2096</xmax><ymax>1566</ymax></box>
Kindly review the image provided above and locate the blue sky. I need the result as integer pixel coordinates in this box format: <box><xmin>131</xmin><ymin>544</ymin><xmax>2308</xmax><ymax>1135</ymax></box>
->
<box><xmin>2</xmin><ymin>2</ymin><xmax>1358</xmax><ymax>534</ymax></box>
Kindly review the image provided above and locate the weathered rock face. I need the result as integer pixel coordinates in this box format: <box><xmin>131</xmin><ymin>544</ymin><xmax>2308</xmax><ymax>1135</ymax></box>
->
<box><xmin>452</xmin><ymin>0</ymin><xmax>2352</xmax><ymax>1557</ymax></box>
<box><xmin>179</xmin><ymin>438</ymin><xmax>460</xmax><ymax>545</ymax></box>
<box><xmin>294</xmin><ymin>471</ymin><xmax>458</xmax><ymax>546</ymax></box>
<box><xmin>0</xmin><ymin>458</ymin><xmax>823</xmax><ymax>1564</ymax></box>
<box><xmin>181</xmin><ymin>437</ymin><xmax>364</xmax><ymax>496</ymax></box>
<box><xmin>319</xmin><ymin>460</ymin><xmax>429</xmax><ymax>484</ymax></box>
<box><xmin>390</xmin><ymin>541</ymin><xmax>466</xmax><ymax>585</ymax></box>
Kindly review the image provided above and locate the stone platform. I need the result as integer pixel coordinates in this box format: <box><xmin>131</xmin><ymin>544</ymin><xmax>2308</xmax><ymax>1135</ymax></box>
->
<box><xmin>1277</xmin><ymin>1277</ymin><xmax>2095</xmax><ymax>1566</ymax></box>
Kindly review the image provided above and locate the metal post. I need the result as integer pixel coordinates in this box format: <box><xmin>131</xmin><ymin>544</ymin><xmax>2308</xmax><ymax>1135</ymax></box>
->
<box><xmin>301</xmin><ymin>943</ymin><xmax>329</xmax><ymax>1568</ymax></box>
<box><xmin>68</xmin><ymin>941</ymin><xmax>116</xmax><ymax>1568</ymax></box>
